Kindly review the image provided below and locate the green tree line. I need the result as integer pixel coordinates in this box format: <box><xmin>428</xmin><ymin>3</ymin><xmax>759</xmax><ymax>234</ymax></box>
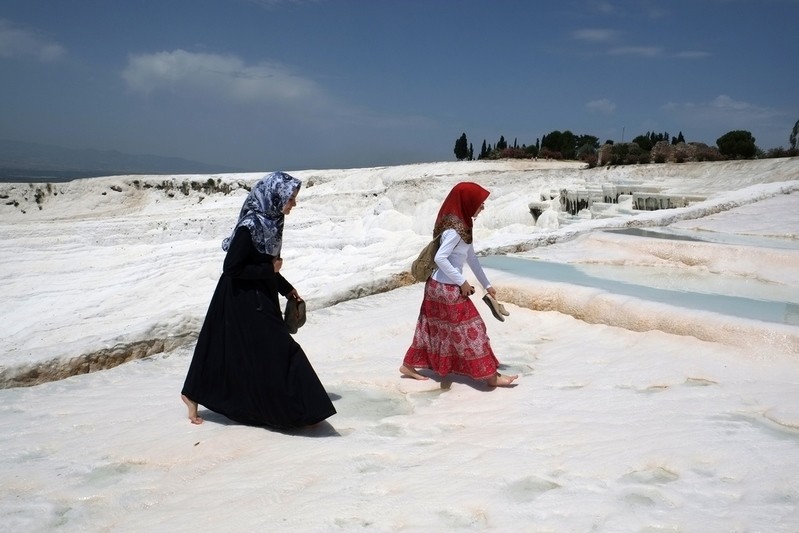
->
<box><xmin>453</xmin><ymin>121</ymin><xmax>799</xmax><ymax>165</ymax></box>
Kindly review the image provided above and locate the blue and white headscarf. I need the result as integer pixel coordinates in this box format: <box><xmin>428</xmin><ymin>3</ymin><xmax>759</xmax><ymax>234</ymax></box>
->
<box><xmin>222</xmin><ymin>171</ymin><xmax>301</xmax><ymax>256</ymax></box>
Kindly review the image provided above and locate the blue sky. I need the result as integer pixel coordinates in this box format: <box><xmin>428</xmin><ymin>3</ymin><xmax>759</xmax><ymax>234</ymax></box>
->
<box><xmin>1</xmin><ymin>0</ymin><xmax>797</xmax><ymax>171</ymax></box>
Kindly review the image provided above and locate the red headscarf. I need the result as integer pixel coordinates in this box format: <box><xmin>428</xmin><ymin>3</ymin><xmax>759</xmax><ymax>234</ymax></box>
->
<box><xmin>432</xmin><ymin>182</ymin><xmax>489</xmax><ymax>244</ymax></box>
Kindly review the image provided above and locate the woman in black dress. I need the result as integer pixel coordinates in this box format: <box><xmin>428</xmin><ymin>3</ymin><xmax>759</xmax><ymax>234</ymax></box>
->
<box><xmin>181</xmin><ymin>171</ymin><xmax>336</xmax><ymax>429</ymax></box>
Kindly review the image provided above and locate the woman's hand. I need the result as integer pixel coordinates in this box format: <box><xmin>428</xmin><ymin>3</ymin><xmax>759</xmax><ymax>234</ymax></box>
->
<box><xmin>272</xmin><ymin>257</ymin><xmax>283</xmax><ymax>273</ymax></box>
<box><xmin>287</xmin><ymin>289</ymin><xmax>303</xmax><ymax>302</ymax></box>
<box><xmin>460</xmin><ymin>281</ymin><xmax>475</xmax><ymax>297</ymax></box>
<box><xmin>486</xmin><ymin>286</ymin><xmax>497</xmax><ymax>299</ymax></box>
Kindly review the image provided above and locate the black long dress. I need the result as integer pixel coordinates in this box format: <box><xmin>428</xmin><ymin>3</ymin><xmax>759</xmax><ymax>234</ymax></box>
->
<box><xmin>182</xmin><ymin>227</ymin><xmax>336</xmax><ymax>429</ymax></box>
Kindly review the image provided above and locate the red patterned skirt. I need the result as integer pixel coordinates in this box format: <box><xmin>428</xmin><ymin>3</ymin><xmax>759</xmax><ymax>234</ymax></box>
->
<box><xmin>403</xmin><ymin>278</ymin><xmax>499</xmax><ymax>380</ymax></box>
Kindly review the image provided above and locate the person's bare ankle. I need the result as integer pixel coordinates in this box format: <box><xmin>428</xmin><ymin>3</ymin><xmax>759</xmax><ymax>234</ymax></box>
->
<box><xmin>181</xmin><ymin>394</ymin><xmax>204</xmax><ymax>424</ymax></box>
<box><xmin>400</xmin><ymin>365</ymin><xmax>429</xmax><ymax>381</ymax></box>
<box><xmin>487</xmin><ymin>373</ymin><xmax>517</xmax><ymax>387</ymax></box>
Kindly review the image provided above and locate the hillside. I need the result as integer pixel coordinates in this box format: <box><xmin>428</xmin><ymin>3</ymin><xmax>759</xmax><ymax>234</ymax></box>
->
<box><xmin>0</xmin><ymin>139</ymin><xmax>244</xmax><ymax>180</ymax></box>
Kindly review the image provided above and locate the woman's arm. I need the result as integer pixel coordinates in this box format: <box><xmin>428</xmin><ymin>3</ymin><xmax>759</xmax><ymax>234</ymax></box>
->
<box><xmin>222</xmin><ymin>227</ymin><xmax>279</xmax><ymax>279</ymax></box>
<box><xmin>276</xmin><ymin>273</ymin><xmax>297</xmax><ymax>298</ymax></box>
<box><xmin>466</xmin><ymin>245</ymin><xmax>492</xmax><ymax>292</ymax></box>
<box><xmin>434</xmin><ymin>229</ymin><xmax>466</xmax><ymax>286</ymax></box>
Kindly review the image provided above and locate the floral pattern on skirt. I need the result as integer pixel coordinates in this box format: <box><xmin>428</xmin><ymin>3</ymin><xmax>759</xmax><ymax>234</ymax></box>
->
<box><xmin>403</xmin><ymin>278</ymin><xmax>499</xmax><ymax>380</ymax></box>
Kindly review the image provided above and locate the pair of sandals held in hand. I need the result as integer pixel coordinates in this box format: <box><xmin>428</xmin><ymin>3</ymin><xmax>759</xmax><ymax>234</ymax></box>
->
<box><xmin>284</xmin><ymin>298</ymin><xmax>306</xmax><ymax>334</ymax></box>
<box><xmin>482</xmin><ymin>293</ymin><xmax>510</xmax><ymax>322</ymax></box>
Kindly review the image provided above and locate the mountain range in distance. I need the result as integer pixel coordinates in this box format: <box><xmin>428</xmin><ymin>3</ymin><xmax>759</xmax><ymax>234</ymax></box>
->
<box><xmin>0</xmin><ymin>139</ymin><xmax>246</xmax><ymax>182</ymax></box>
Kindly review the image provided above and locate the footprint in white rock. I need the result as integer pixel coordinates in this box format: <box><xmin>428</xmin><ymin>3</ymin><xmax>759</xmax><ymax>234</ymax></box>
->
<box><xmin>504</xmin><ymin>475</ymin><xmax>561</xmax><ymax>502</ymax></box>
<box><xmin>327</xmin><ymin>385</ymin><xmax>413</xmax><ymax>423</ymax></box>
<box><xmin>620</xmin><ymin>466</ymin><xmax>680</xmax><ymax>485</ymax></box>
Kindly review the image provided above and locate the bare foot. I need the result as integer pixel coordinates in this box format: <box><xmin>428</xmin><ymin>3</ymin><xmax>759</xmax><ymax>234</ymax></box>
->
<box><xmin>487</xmin><ymin>373</ymin><xmax>518</xmax><ymax>387</ymax></box>
<box><xmin>400</xmin><ymin>364</ymin><xmax>429</xmax><ymax>381</ymax></box>
<box><xmin>181</xmin><ymin>394</ymin><xmax>204</xmax><ymax>424</ymax></box>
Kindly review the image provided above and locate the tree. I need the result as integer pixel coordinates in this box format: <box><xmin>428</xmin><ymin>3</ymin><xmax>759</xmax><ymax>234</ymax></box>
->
<box><xmin>496</xmin><ymin>135</ymin><xmax>508</xmax><ymax>150</ymax></box>
<box><xmin>454</xmin><ymin>133</ymin><xmax>469</xmax><ymax>161</ymax></box>
<box><xmin>632</xmin><ymin>134</ymin><xmax>653</xmax><ymax>151</ymax></box>
<box><xmin>609</xmin><ymin>143</ymin><xmax>629</xmax><ymax>165</ymax></box>
<box><xmin>541</xmin><ymin>130</ymin><xmax>577</xmax><ymax>159</ymax></box>
<box><xmin>716</xmin><ymin>130</ymin><xmax>757</xmax><ymax>159</ymax></box>
<box><xmin>576</xmin><ymin>143</ymin><xmax>597</xmax><ymax>161</ymax></box>
<box><xmin>575</xmin><ymin>134</ymin><xmax>599</xmax><ymax>150</ymax></box>
<box><xmin>790</xmin><ymin>119</ymin><xmax>799</xmax><ymax>150</ymax></box>
<box><xmin>647</xmin><ymin>131</ymin><xmax>669</xmax><ymax>145</ymax></box>
<box><xmin>524</xmin><ymin>144</ymin><xmax>539</xmax><ymax>158</ymax></box>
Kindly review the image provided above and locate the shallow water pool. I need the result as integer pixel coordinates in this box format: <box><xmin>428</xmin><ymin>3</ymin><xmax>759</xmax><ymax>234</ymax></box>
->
<box><xmin>481</xmin><ymin>255</ymin><xmax>799</xmax><ymax>326</ymax></box>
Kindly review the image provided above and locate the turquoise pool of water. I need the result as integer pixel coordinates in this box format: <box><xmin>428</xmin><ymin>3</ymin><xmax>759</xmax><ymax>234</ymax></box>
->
<box><xmin>481</xmin><ymin>255</ymin><xmax>799</xmax><ymax>326</ymax></box>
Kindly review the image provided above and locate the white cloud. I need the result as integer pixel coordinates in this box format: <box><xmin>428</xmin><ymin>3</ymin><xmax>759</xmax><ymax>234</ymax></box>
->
<box><xmin>608</xmin><ymin>46</ymin><xmax>662</xmax><ymax>57</ymax></box>
<box><xmin>571</xmin><ymin>28</ymin><xmax>618</xmax><ymax>42</ymax></box>
<box><xmin>0</xmin><ymin>19</ymin><xmax>66</xmax><ymax>62</ymax></box>
<box><xmin>121</xmin><ymin>49</ymin><xmax>326</xmax><ymax>107</ymax></box>
<box><xmin>591</xmin><ymin>1</ymin><xmax>616</xmax><ymax>14</ymax></box>
<box><xmin>245</xmin><ymin>0</ymin><xmax>320</xmax><ymax>7</ymax></box>
<box><xmin>710</xmin><ymin>94</ymin><xmax>762</xmax><ymax>112</ymax></box>
<box><xmin>662</xmin><ymin>95</ymin><xmax>781</xmax><ymax>140</ymax></box>
<box><xmin>589</xmin><ymin>1</ymin><xmax>669</xmax><ymax>19</ymax></box>
<box><xmin>664</xmin><ymin>94</ymin><xmax>775</xmax><ymax>119</ymax></box>
<box><xmin>586</xmin><ymin>98</ymin><xmax>616</xmax><ymax>114</ymax></box>
<box><xmin>118</xmin><ymin>48</ymin><xmax>430</xmax><ymax>141</ymax></box>
<box><xmin>674</xmin><ymin>50</ymin><xmax>712</xmax><ymax>59</ymax></box>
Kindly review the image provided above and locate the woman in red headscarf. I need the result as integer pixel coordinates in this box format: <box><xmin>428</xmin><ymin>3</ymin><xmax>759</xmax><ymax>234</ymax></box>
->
<box><xmin>400</xmin><ymin>182</ymin><xmax>518</xmax><ymax>387</ymax></box>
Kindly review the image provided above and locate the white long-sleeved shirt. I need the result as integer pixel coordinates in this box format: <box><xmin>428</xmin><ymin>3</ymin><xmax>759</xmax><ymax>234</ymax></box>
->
<box><xmin>430</xmin><ymin>228</ymin><xmax>491</xmax><ymax>289</ymax></box>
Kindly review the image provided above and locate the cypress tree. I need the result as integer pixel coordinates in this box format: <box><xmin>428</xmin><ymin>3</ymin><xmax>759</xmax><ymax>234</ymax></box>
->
<box><xmin>454</xmin><ymin>133</ymin><xmax>469</xmax><ymax>160</ymax></box>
